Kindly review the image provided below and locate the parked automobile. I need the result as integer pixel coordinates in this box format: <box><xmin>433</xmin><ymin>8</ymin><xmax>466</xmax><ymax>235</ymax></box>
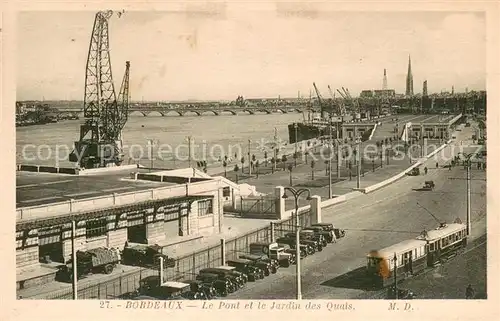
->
<box><xmin>181</xmin><ymin>280</ymin><xmax>214</xmax><ymax>300</ymax></box>
<box><xmin>303</xmin><ymin>226</ymin><xmax>334</xmax><ymax>243</ymax></box>
<box><xmin>142</xmin><ymin>281</ymin><xmax>198</xmax><ymax>300</ymax></box>
<box><xmin>195</xmin><ymin>273</ymin><xmax>233</xmax><ymax>297</ymax></box>
<box><xmin>122</xmin><ymin>244</ymin><xmax>175</xmax><ymax>268</ymax></box>
<box><xmin>239</xmin><ymin>253</ymin><xmax>279</xmax><ymax>274</ymax></box>
<box><xmin>198</xmin><ymin>267</ymin><xmax>245</xmax><ymax>290</ymax></box>
<box><xmin>226</xmin><ymin>259</ymin><xmax>264</xmax><ymax>280</ymax></box>
<box><xmin>248</xmin><ymin>242</ymin><xmax>293</xmax><ymax>267</ymax></box>
<box><xmin>285</xmin><ymin>232</ymin><xmax>322</xmax><ymax>252</ymax></box>
<box><xmin>276</xmin><ymin>237</ymin><xmax>314</xmax><ymax>256</ymax></box>
<box><xmin>275</xmin><ymin>243</ymin><xmax>297</xmax><ymax>264</ymax></box>
<box><xmin>299</xmin><ymin>230</ymin><xmax>328</xmax><ymax>248</ymax></box>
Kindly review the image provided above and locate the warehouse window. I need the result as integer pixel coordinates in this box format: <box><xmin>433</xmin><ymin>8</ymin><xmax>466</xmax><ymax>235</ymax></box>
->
<box><xmin>198</xmin><ymin>199</ymin><xmax>213</xmax><ymax>216</ymax></box>
<box><xmin>86</xmin><ymin>218</ymin><xmax>107</xmax><ymax>238</ymax></box>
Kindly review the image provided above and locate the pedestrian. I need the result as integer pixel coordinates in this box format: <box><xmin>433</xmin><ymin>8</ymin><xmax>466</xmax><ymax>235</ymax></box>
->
<box><xmin>436</xmin><ymin>162</ymin><xmax>439</xmax><ymax>169</ymax></box>
<box><xmin>466</xmin><ymin>284</ymin><xmax>475</xmax><ymax>299</ymax></box>
<box><xmin>424</xmin><ymin>167</ymin><xmax>428</xmax><ymax>175</ymax></box>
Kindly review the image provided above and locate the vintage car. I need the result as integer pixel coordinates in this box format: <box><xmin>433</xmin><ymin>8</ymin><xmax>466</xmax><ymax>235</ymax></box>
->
<box><xmin>226</xmin><ymin>259</ymin><xmax>264</xmax><ymax>280</ymax></box>
<box><xmin>248</xmin><ymin>242</ymin><xmax>293</xmax><ymax>267</ymax></box>
<box><xmin>181</xmin><ymin>280</ymin><xmax>215</xmax><ymax>300</ymax></box>
<box><xmin>122</xmin><ymin>244</ymin><xmax>175</xmax><ymax>268</ymax></box>
<box><xmin>302</xmin><ymin>226</ymin><xmax>334</xmax><ymax>243</ymax></box>
<box><xmin>285</xmin><ymin>232</ymin><xmax>323</xmax><ymax>252</ymax></box>
<box><xmin>299</xmin><ymin>230</ymin><xmax>328</xmax><ymax>248</ymax></box>
<box><xmin>276</xmin><ymin>237</ymin><xmax>313</xmax><ymax>256</ymax></box>
<box><xmin>333</xmin><ymin>228</ymin><xmax>346</xmax><ymax>239</ymax></box>
<box><xmin>141</xmin><ymin>281</ymin><xmax>197</xmax><ymax>300</ymax></box>
<box><xmin>239</xmin><ymin>253</ymin><xmax>279</xmax><ymax>274</ymax></box>
<box><xmin>198</xmin><ymin>267</ymin><xmax>246</xmax><ymax>289</ymax></box>
<box><xmin>406</xmin><ymin>167</ymin><xmax>420</xmax><ymax>176</ymax></box>
<box><xmin>274</xmin><ymin>243</ymin><xmax>297</xmax><ymax>264</ymax></box>
<box><xmin>413</xmin><ymin>180</ymin><xmax>435</xmax><ymax>192</ymax></box>
<box><xmin>195</xmin><ymin>273</ymin><xmax>233</xmax><ymax>297</ymax></box>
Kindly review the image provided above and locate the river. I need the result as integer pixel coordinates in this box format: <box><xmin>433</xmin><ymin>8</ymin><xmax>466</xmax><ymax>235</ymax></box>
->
<box><xmin>16</xmin><ymin>113</ymin><xmax>304</xmax><ymax>170</ymax></box>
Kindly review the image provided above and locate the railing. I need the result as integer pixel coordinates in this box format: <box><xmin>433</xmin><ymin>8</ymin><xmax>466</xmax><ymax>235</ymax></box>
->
<box><xmin>238</xmin><ymin>196</ymin><xmax>277</xmax><ymax>216</ymax></box>
<box><xmin>40</xmin><ymin>210</ymin><xmax>313</xmax><ymax>300</ymax></box>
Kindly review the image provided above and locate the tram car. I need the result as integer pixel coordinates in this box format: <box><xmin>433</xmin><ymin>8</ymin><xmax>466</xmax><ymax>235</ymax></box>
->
<box><xmin>366</xmin><ymin>220</ymin><xmax>468</xmax><ymax>288</ymax></box>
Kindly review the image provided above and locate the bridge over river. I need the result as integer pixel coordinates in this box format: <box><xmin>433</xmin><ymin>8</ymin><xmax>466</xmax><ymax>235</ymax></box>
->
<box><xmin>56</xmin><ymin>105</ymin><xmax>319</xmax><ymax>117</ymax></box>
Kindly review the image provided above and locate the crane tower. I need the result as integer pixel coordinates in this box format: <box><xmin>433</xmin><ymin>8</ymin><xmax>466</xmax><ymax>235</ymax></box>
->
<box><xmin>69</xmin><ymin>11</ymin><xmax>130</xmax><ymax>168</ymax></box>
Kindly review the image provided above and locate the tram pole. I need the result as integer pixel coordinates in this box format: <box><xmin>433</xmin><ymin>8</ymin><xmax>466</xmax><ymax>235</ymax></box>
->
<box><xmin>466</xmin><ymin>162</ymin><xmax>471</xmax><ymax>236</ymax></box>
<box><xmin>393</xmin><ymin>252</ymin><xmax>397</xmax><ymax>300</ymax></box>
<box><xmin>71</xmin><ymin>220</ymin><xmax>78</xmax><ymax>300</ymax></box>
<box><xmin>328</xmin><ymin>119</ymin><xmax>333</xmax><ymax>199</ymax></box>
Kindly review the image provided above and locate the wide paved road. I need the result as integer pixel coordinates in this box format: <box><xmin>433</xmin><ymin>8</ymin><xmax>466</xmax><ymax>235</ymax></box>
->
<box><xmin>226</xmin><ymin>127</ymin><xmax>486</xmax><ymax>299</ymax></box>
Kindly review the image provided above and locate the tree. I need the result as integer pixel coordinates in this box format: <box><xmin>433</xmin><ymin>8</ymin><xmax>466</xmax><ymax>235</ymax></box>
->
<box><xmin>281</xmin><ymin>155</ymin><xmax>287</xmax><ymax>170</ymax></box>
<box><xmin>287</xmin><ymin>164</ymin><xmax>293</xmax><ymax>186</ymax></box>
<box><xmin>311</xmin><ymin>160</ymin><xmax>315</xmax><ymax>180</ymax></box>
<box><xmin>240</xmin><ymin>157</ymin><xmax>245</xmax><ymax>173</ymax></box>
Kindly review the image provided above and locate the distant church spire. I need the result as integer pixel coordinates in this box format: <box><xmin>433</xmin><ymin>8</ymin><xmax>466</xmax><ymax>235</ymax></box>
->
<box><xmin>405</xmin><ymin>55</ymin><xmax>414</xmax><ymax>96</ymax></box>
<box><xmin>382</xmin><ymin>69</ymin><xmax>388</xmax><ymax>90</ymax></box>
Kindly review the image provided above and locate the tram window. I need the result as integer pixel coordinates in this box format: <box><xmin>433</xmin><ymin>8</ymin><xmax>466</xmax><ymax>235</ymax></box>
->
<box><xmin>429</xmin><ymin>243</ymin><xmax>434</xmax><ymax>251</ymax></box>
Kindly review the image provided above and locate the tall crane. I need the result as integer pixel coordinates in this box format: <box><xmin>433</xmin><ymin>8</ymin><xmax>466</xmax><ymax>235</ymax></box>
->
<box><xmin>313</xmin><ymin>82</ymin><xmax>330</xmax><ymax>118</ymax></box>
<box><xmin>69</xmin><ymin>11</ymin><xmax>130</xmax><ymax>168</ymax></box>
<box><xmin>328</xmin><ymin>85</ymin><xmax>346</xmax><ymax>116</ymax></box>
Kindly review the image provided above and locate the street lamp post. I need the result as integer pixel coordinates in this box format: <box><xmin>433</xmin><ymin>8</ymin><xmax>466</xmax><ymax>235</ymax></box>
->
<box><xmin>294</xmin><ymin>123</ymin><xmax>298</xmax><ymax>167</ymax></box>
<box><xmin>460</xmin><ymin>152</ymin><xmax>474</xmax><ymax>236</ymax></box>
<box><xmin>328</xmin><ymin>118</ymin><xmax>333</xmax><ymax>199</ymax></box>
<box><xmin>393</xmin><ymin>252</ymin><xmax>398</xmax><ymax>300</ymax></box>
<box><xmin>282</xmin><ymin>187</ymin><xmax>312</xmax><ymax>301</ymax></box>
<box><xmin>248</xmin><ymin>139</ymin><xmax>252</xmax><ymax>176</ymax></box>
<box><xmin>355</xmin><ymin>137</ymin><xmax>361</xmax><ymax>189</ymax></box>
<box><xmin>187</xmin><ymin>136</ymin><xmax>193</xmax><ymax>168</ymax></box>
<box><xmin>71</xmin><ymin>220</ymin><xmax>77</xmax><ymax>300</ymax></box>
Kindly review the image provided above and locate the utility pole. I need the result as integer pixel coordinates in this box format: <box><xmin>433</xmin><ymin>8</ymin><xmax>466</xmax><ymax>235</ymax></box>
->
<box><xmin>71</xmin><ymin>220</ymin><xmax>78</xmax><ymax>300</ymax></box>
<box><xmin>248</xmin><ymin>139</ymin><xmax>252</xmax><ymax>175</ymax></box>
<box><xmin>328</xmin><ymin>118</ymin><xmax>333</xmax><ymax>199</ymax></box>
<box><xmin>187</xmin><ymin>136</ymin><xmax>192</xmax><ymax>168</ymax></box>
<box><xmin>393</xmin><ymin>252</ymin><xmax>398</xmax><ymax>300</ymax></box>
<box><xmin>294</xmin><ymin>124</ymin><xmax>298</xmax><ymax>167</ymax></box>
<box><xmin>356</xmin><ymin>137</ymin><xmax>361</xmax><ymax>189</ymax></box>
<box><xmin>466</xmin><ymin>161</ymin><xmax>471</xmax><ymax>236</ymax></box>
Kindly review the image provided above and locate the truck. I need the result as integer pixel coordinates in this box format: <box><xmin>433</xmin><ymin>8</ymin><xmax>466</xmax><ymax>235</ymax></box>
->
<box><xmin>122</xmin><ymin>244</ymin><xmax>176</xmax><ymax>268</ymax></box>
<box><xmin>248</xmin><ymin>242</ymin><xmax>294</xmax><ymax>267</ymax></box>
<box><xmin>56</xmin><ymin>247</ymin><xmax>120</xmax><ymax>282</ymax></box>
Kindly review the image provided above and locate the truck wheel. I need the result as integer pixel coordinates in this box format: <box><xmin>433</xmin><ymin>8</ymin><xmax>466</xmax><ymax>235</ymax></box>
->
<box><xmin>104</xmin><ymin>264</ymin><xmax>114</xmax><ymax>274</ymax></box>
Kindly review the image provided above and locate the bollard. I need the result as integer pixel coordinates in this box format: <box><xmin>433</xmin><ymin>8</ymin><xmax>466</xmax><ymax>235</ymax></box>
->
<box><xmin>159</xmin><ymin>256</ymin><xmax>164</xmax><ymax>283</ymax></box>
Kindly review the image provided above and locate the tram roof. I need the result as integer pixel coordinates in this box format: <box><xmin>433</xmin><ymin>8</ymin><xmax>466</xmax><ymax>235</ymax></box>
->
<box><xmin>417</xmin><ymin>223</ymin><xmax>466</xmax><ymax>241</ymax></box>
<box><xmin>368</xmin><ymin>239</ymin><xmax>427</xmax><ymax>259</ymax></box>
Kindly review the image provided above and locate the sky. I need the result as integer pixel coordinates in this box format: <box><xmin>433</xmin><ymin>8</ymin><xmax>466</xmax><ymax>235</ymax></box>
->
<box><xmin>16</xmin><ymin>8</ymin><xmax>486</xmax><ymax>101</ymax></box>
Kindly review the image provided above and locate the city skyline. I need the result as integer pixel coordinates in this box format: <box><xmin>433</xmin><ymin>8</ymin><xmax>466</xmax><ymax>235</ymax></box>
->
<box><xmin>17</xmin><ymin>10</ymin><xmax>486</xmax><ymax>101</ymax></box>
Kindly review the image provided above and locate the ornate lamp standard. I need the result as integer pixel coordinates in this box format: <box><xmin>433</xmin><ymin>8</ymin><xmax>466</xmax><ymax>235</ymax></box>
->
<box><xmin>282</xmin><ymin>187</ymin><xmax>312</xmax><ymax>300</ymax></box>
